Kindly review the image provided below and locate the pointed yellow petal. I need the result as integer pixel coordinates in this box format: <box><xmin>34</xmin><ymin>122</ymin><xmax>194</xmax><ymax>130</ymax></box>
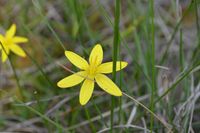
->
<box><xmin>95</xmin><ymin>74</ymin><xmax>122</xmax><ymax>96</ymax></box>
<box><xmin>13</xmin><ymin>36</ymin><xmax>28</xmax><ymax>43</ymax></box>
<box><xmin>57</xmin><ymin>71</ymin><xmax>87</xmax><ymax>88</ymax></box>
<box><xmin>89</xmin><ymin>44</ymin><xmax>103</xmax><ymax>66</ymax></box>
<box><xmin>6</xmin><ymin>24</ymin><xmax>16</xmax><ymax>38</ymax></box>
<box><xmin>1</xmin><ymin>42</ymin><xmax>9</xmax><ymax>62</ymax></box>
<box><xmin>9</xmin><ymin>44</ymin><xmax>26</xmax><ymax>57</ymax></box>
<box><xmin>79</xmin><ymin>79</ymin><xmax>94</xmax><ymax>105</ymax></box>
<box><xmin>2</xmin><ymin>50</ymin><xmax>9</xmax><ymax>62</ymax></box>
<box><xmin>0</xmin><ymin>42</ymin><xmax>9</xmax><ymax>53</ymax></box>
<box><xmin>97</xmin><ymin>61</ymin><xmax>128</xmax><ymax>73</ymax></box>
<box><xmin>65</xmin><ymin>51</ymin><xmax>89</xmax><ymax>70</ymax></box>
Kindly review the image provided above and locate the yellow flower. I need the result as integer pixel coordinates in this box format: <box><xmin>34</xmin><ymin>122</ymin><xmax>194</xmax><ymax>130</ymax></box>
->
<box><xmin>0</xmin><ymin>24</ymin><xmax>28</xmax><ymax>62</ymax></box>
<box><xmin>57</xmin><ymin>44</ymin><xmax>128</xmax><ymax>105</ymax></box>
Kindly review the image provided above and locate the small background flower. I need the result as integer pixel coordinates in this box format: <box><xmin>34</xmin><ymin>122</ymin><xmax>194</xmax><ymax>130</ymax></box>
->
<box><xmin>0</xmin><ymin>24</ymin><xmax>28</xmax><ymax>62</ymax></box>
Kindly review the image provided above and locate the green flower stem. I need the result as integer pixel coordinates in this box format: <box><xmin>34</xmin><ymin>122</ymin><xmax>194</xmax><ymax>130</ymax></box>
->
<box><xmin>150</xmin><ymin>0</ymin><xmax>155</xmax><ymax>132</ymax></box>
<box><xmin>112</xmin><ymin>0</ymin><xmax>120</xmax><ymax>132</ymax></box>
<box><xmin>0</xmin><ymin>42</ymin><xmax>24</xmax><ymax>100</ymax></box>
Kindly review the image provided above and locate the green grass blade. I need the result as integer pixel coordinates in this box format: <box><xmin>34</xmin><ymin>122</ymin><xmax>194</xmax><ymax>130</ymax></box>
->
<box><xmin>24</xmin><ymin>49</ymin><xmax>56</xmax><ymax>88</ymax></box>
<box><xmin>32</xmin><ymin>0</ymin><xmax>66</xmax><ymax>50</ymax></box>
<box><xmin>111</xmin><ymin>0</ymin><xmax>121</xmax><ymax>132</ymax></box>
<box><xmin>96</xmin><ymin>0</ymin><xmax>151</xmax><ymax>85</ymax></box>
<box><xmin>191</xmin><ymin>0</ymin><xmax>200</xmax><ymax>65</ymax></box>
<box><xmin>159</xmin><ymin>1</ymin><xmax>193</xmax><ymax>65</ymax></box>
<box><xmin>15</xmin><ymin>99</ymin><xmax>65</xmax><ymax>131</ymax></box>
<box><xmin>149</xmin><ymin>0</ymin><xmax>155</xmax><ymax>131</ymax></box>
<box><xmin>84</xmin><ymin>107</ymin><xmax>96</xmax><ymax>133</ymax></box>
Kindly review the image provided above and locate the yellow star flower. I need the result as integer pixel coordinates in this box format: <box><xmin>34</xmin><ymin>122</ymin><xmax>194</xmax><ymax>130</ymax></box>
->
<box><xmin>57</xmin><ymin>44</ymin><xmax>128</xmax><ymax>105</ymax></box>
<box><xmin>0</xmin><ymin>24</ymin><xmax>28</xmax><ymax>62</ymax></box>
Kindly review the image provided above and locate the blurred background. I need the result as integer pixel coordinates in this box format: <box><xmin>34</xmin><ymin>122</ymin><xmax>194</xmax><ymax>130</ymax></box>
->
<box><xmin>0</xmin><ymin>0</ymin><xmax>200</xmax><ymax>132</ymax></box>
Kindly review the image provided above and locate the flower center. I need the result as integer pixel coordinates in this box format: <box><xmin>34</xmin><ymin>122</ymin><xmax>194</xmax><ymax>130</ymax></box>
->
<box><xmin>5</xmin><ymin>37</ymin><xmax>13</xmax><ymax>46</ymax></box>
<box><xmin>87</xmin><ymin>55</ymin><xmax>99</xmax><ymax>76</ymax></box>
<box><xmin>87</xmin><ymin>64</ymin><xmax>97</xmax><ymax>76</ymax></box>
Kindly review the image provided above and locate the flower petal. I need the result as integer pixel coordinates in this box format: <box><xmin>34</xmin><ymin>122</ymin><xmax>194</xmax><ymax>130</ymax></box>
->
<box><xmin>89</xmin><ymin>44</ymin><xmax>103</xmax><ymax>66</ymax></box>
<box><xmin>0</xmin><ymin>35</ymin><xmax>4</xmax><ymax>45</ymax></box>
<box><xmin>13</xmin><ymin>36</ymin><xmax>28</xmax><ymax>43</ymax></box>
<box><xmin>2</xmin><ymin>50</ymin><xmax>9</xmax><ymax>62</ymax></box>
<box><xmin>65</xmin><ymin>51</ymin><xmax>89</xmax><ymax>70</ymax></box>
<box><xmin>95</xmin><ymin>74</ymin><xmax>122</xmax><ymax>96</ymax></box>
<box><xmin>79</xmin><ymin>79</ymin><xmax>94</xmax><ymax>105</ymax></box>
<box><xmin>97</xmin><ymin>61</ymin><xmax>128</xmax><ymax>73</ymax></box>
<box><xmin>9</xmin><ymin>44</ymin><xmax>26</xmax><ymax>57</ymax></box>
<box><xmin>57</xmin><ymin>71</ymin><xmax>87</xmax><ymax>88</ymax></box>
<box><xmin>0</xmin><ymin>42</ymin><xmax>9</xmax><ymax>55</ymax></box>
<box><xmin>6</xmin><ymin>24</ymin><xmax>16</xmax><ymax>38</ymax></box>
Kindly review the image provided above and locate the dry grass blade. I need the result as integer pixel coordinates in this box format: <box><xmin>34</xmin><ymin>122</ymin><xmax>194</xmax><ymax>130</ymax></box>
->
<box><xmin>65</xmin><ymin>95</ymin><xmax>149</xmax><ymax>131</ymax></box>
<box><xmin>122</xmin><ymin>92</ymin><xmax>172</xmax><ymax>132</ymax></box>
<box><xmin>97</xmin><ymin>124</ymin><xmax>154</xmax><ymax>133</ymax></box>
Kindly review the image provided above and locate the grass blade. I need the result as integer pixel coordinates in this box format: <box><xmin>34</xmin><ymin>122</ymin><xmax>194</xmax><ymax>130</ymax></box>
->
<box><xmin>149</xmin><ymin>0</ymin><xmax>155</xmax><ymax>131</ymax></box>
<box><xmin>111</xmin><ymin>0</ymin><xmax>120</xmax><ymax>132</ymax></box>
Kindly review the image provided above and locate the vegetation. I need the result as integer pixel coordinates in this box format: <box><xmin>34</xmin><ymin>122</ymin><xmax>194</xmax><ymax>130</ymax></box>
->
<box><xmin>0</xmin><ymin>0</ymin><xmax>200</xmax><ymax>132</ymax></box>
